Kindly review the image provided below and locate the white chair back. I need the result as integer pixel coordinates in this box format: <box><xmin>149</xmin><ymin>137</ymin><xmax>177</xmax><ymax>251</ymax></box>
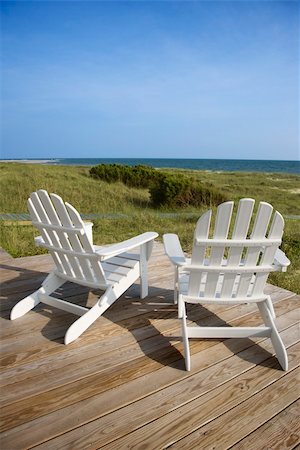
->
<box><xmin>188</xmin><ymin>199</ymin><xmax>284</xmax><ymax>301</ymax></box>
<box><xmin>28</xmin><ymin>190</ymin><xmax>107</xmax><ymax>287</ymax></box>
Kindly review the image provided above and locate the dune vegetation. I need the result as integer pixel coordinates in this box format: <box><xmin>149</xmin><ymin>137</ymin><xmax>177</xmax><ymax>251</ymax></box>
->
<box><xmin>0</xmin><ymin>162</ymin><xmax>299</xmax><ymax>293</ymax></box>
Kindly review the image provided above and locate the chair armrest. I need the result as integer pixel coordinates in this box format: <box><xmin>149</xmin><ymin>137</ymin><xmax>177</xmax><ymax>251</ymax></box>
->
<box><xmin>163</xmin><ymin>233</ymin><xmax>187</xmax><ymax>267</ymax></box>
<box><xmin>94</xmin><ymin>232</ymin><xmax>158</xmax><ymax>260</ymax></box>
<box><xmin>273</xmin><ymin>248</ymin><xmax>290</xmax><ymax>272</ymax></box>
<box><xmin>34</xmin><ymin>236</ymin><xmax>44</xmax><ymax>246</ymax></box>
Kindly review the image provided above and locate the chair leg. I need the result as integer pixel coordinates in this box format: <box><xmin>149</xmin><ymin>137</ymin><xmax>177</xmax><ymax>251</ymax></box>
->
<box><xmin>266</xmin><ymin>296</ymin><xmax>276</xmax><ymax>319</ymax></box>
<box><xmin>258</xmin><ymin>300</ymin><xmax>288</xmax><ymax>371</ymax></box>
<box><xmin>64</xmin><ymin>287</ymin><xmax>116</xmax><ymax>344</ymax></box>
<box><xmin>178</xmin><ymin>295</ymin><xmax>184</xmax><ymax>319</ymax></box>
<box><xmin>10</xmin><ymin>272</ymin><xmax>64</xmax><ymax>320</ymax></box>
<box><xmin>174</xmin><ymin>267</ymin><xmax>179</xmax><ymax>305</ymax></box>
<box><xmin>140</xmin><ymin>244</ymin><xmax>148</xmax><ymax>299</ymax></box>
<box><xmin>181</xmin><ymin>302</ymin><xmax>191</xmax><ymax>371</ymax></box>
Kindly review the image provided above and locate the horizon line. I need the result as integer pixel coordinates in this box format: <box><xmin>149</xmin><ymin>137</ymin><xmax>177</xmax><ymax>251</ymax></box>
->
<box><xmin>1</xmin><ymin>157</ymin><xmax>299</xmax><ymax>163</ymax></box>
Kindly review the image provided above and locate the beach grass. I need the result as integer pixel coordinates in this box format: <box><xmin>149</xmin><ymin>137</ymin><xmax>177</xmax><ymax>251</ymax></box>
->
<box><xmin>0</xmin><ymin>162</ymin><xmax>299</xmax><ymax>293</ymax></box>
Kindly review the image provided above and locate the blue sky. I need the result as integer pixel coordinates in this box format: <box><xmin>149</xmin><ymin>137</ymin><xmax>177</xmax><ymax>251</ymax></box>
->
<box><xmin>1</xmin><ymin>1</ymin><xmax>299</xmax><ymax>160</ymax></box>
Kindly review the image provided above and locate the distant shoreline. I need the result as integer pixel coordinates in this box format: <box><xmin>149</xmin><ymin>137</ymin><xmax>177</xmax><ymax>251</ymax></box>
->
<box><xmin>0</xmin><ymin>159</ymin><xmax>56</xmax><ymax>164</ymax></box>
<box><xmin>1</xmin><ymin>158</ymin><xmax>299</xmax><ymax>174</ymax></box>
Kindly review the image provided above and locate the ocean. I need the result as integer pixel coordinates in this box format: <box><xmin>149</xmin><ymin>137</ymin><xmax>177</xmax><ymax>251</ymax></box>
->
<box><xmin>4</xmin><ymin>158</ymin><xmax>300</xmax><ymax>174</ymax></box>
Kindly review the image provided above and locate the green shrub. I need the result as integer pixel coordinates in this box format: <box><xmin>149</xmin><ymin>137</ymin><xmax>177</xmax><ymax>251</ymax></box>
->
<box><xmin>150</xmin><ymin>173</ymin><xmax>228</xmax><ymax>207</ymax></box>
<box><xmin>149</xmin><ymin>173</ymin><xmax>188</xmax><ymax>207</ymax></box>
<box><xmin>90</xmin><ymin>164</ymin><xmax>227</xmax><ymax>208</ymax></box>
<box><xmin>90</xmin><ymin>164</ymin><xmax>157</xmax><ymax>188</ymax></box>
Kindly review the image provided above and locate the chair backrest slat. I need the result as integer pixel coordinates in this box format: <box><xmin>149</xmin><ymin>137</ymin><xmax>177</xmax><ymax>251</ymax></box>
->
<box><xmin>220</xmin><ymin>198</ymin><xmax>254</xmax><ymax>298</ymax></box>
<box><xmin>204</xmin><ymin>201</ymin><xmax>233</xmax><ymax>298</ymax></box>
<box><xmin>236</xmin><ymin>202</ymin><xmax>273</xmax><ymax>297</ymax></box>
<box><xmin>28</xmin><ymin>190</ymin><xmax>107</xmax><ymax>286</ymax></box>
<box><xmin>188</xmin><ymin>210</ymin><xmax>211</xmax><ymax>297</ymax></box>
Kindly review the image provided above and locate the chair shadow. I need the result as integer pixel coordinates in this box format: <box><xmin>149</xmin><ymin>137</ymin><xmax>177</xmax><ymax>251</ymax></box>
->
<box><xmin>2</xmin><ymin>263</ymin><xmax>184</xmax><ymax>366</ymax></box>
<box><xmin>1</xmin><ymin>263</ymin><xmax>90</xmax><ymax>344</ymax></box>
<box><xmin>104</xmin><ymin>285</ymin><xmax>186</xmax><ymax>370</ymax></box>
<box><xmin>2</xmin><ymin>262</ymin><xmax>277</xmax><ymax>369</ymax></box>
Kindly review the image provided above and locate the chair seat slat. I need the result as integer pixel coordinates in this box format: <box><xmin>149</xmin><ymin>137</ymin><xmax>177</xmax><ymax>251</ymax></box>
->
<box><xmin>103</xmin><ymin>255</ymin><xmax>140</xmax><ymax>268</ymax></box>
<box><xmin>52</xmin><ymin>270</ymin><xmax>108</xmax><ymax>290</ymax></box>
<box><xmin>102</xmin><ymin>261</ymin><xmax>137</xmax><ymax>276</ymax></box>
<box><xmin>105</xmin><ymin>271</ymin><xmax>129</xmax><ymax>283</ymax></box>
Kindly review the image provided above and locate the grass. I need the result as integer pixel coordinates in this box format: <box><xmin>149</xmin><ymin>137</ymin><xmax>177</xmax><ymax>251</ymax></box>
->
<box><xmin>0</xmin><ymin>162</ymin><xmax>299</xmax><ymax>293</ymax></box>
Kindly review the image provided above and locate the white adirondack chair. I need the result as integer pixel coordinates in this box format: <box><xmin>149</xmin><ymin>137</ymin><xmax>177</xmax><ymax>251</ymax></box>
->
<box><xmin>10</xmin><ymin>190</ymin><xmax>158</xmax><ymax>344</ymax></box>
<box><xmin>163</xmin><ymin>199</ymin><xmax>290</xmax><ymax>371</ymax></box>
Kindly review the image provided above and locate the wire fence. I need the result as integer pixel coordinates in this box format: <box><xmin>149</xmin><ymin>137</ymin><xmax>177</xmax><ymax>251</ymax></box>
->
<box><xmin>1</xmin><ymin>213</ymin><xmax>299</xmax><ymax>221</ymax></box>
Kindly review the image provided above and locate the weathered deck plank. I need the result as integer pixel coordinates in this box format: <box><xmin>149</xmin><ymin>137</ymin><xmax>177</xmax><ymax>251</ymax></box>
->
<box><xmin>0</xmin><ymin>242</ymin><xmax>299</xmax><ymax>449</ymax></box>
<box><xmin>231</xmin><ymin>400</ymin><xmax>300</xmax><ymax>450</ymax></box>
<box><xmin>168</xmin><ymin>367</ymin><xmax>300</xmax><ymax>450</ymax></box>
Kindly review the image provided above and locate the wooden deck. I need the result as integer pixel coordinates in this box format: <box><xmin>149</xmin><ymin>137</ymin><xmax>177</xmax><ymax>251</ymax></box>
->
<box><xmin>0</xmin><ymin>242</ymin><xmax>299</xmax><ymax>449</ymax></box>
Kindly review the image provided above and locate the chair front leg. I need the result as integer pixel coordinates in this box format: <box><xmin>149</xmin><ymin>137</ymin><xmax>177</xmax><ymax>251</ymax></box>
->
<box><xmin>266</xmin><ymin>296</ymin><xmax>276</xmax><ymax>319</ymax></box>
<box><xmin>181</xmin><ymin>301</ymin><xmax>191</xmax><ymax>371</ymax></box>
<box><xmin>178</xmin><ymin>294</ymin><xmax>184</xmax><ymax>319</ymax></box>
<box><xmin>174</xmin><ymin>266</ymin><xmax>179</xmax><ymax>305</ymax></box>
<box><xmin>258</xmin><ymin>299</ymin><xmax>288</xmax><ymax>371</ymax></box>
<box><xmin>140</xmin><ymin>242</ymin><xmax>151</xmax><ymax>299</ymax></box>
